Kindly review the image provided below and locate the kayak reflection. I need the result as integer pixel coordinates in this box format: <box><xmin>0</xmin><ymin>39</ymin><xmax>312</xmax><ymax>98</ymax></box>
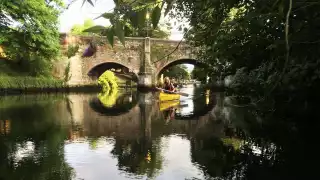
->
<box><xmin>89</xmin><ymin>87</ymin><xmax>216</xmax><ymax>121</ymax></box>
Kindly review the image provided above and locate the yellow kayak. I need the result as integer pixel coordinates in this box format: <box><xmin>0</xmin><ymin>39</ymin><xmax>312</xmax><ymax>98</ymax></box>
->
<box><xmin>159</xmin><ymin>100</ymin><xmax>180</xmax><ymax>111</ymax></box>
<box><xmin>159</xmin><ymin>92</ymin><xmax>180</xmax><ymax>102</ymax></box>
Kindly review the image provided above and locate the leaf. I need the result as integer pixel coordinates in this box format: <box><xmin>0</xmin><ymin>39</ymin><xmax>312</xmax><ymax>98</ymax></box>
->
<box><xmin>83</xmin><ymin>25</ymin><xmax>106</xmax><ymax>33</ymax></box>
<box><xmin>96</xmin><ymin>12</ymin><xmax>114</xmax><ymax>20</ymax></box>
<box><xmin>272</xmin><ymin>0</ymin><xmax>281</xmax><ymax>9</ymax></box>
<box><xmin>128</xmin><ymin>11</ymin><xmax>139</xmax><ymax>28</ymax></box>
<box><xmin>137</xmin><ymin>8</ymin><xmax>147</xmax><ymax>28</ymax></box>
<box><xmin>278</xmin><ymin>2</ymin><xmax>284</xmax><ymax>15</ymax></box>
<box><xmin>164</xmin><ymin>0</ymin><xmax>173</xmax><ymax>16</ymax></box>
<box><xmin>82</xmin><ymin>0</ymin><xmax>94</xmax><ymax>7</ymax></box>
<box><xmin>115</xmin><ymin>21</ymin><xmax>125</xmax><ymax>46</ymax></box>
<box><xmin>151</xmin><ymin>6</ymin><xmax>161</xmax><ymax>28</ymax></box>
<box><xmin>107</xmin><ymin>28</ymin><xmax>115</xmax><ymax>47</ymax></box>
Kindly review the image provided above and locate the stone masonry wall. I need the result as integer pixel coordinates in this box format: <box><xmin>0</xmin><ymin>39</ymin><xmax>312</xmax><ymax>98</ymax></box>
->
<box><xmin>59</xmin><ymin>34</ymin><xmax>197</xmax><ymax>86</ymax></box>
<box><xmin>150</xmin><ymin>38</ymin><xmax>196</xmax><ymax>76</ymax></box>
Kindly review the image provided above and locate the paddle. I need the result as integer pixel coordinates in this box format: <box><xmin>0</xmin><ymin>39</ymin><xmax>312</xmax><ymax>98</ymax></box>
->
<box><xmin>155</xmin><ymin>87</ymin><xmax>189</xmax><ymax>97</ymax></box>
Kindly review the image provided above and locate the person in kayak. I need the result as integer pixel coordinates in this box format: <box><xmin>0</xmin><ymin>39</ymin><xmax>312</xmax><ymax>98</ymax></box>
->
<box><xmin>163</xmin><ymin>77</ymin><xmax>177</xmax><ymax>92</ymax></box>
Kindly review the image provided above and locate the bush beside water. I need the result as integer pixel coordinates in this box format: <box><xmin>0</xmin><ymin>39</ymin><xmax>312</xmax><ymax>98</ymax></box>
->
<box><xmin>0</xmin><ymin>63</ymin><xmax>125</xmax><ymax>94</ymax></box>
<box><xmin>0</xmin><ymin>76</ymin><xmax>65</xmax><ymax>89</ymax></box>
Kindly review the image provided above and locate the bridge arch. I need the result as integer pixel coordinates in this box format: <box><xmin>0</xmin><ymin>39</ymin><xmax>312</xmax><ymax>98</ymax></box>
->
<box><xmin>88</xmin><ymin>62</ymin><xmax>139</xmax><ymax>82</ymax></box>
<box><xmin>156</xmin><ymin>58</ymin><xmax>208</xmax><ymax>78</ymax></box>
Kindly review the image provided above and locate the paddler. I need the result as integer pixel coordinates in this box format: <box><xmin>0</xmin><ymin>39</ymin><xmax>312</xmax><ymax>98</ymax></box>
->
<box><xmin>163</xmin><ymin>77</ymin><xmax>177</xmax><ymax>92</ymax></box>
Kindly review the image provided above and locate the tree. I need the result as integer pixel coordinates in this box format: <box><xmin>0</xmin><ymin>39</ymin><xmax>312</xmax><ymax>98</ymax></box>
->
<box><xmin>170</xmin><ymin>2</ymin><xmax>320</xmax><ymax>179</ymax></box>
<box><xmin>124</xmin><ymin>21</ymin><xmax>171</xmax><ymax>39</ymax></box>
<box><xmin>70</xmin><ymin>19</ymin><xmax>95</xmax><ymax>35</ymax></box>
<box><xmin>0</xmin><ymin>0</ymin><xmax>64</xmax><ymax>76</ymax></box>
<box><xmin>163</xmin><ymin>65</ymin><xmax>190</xmax><ymax>81</ymax></box>
<box><xmin>79</xmin><ymin>0</ymin><xmax>177</xmax><ymax>46</ymax></box>
<box><xmin>191</xmin><ymin>67</ymin><xmax>207</xmax><ymax>84</ymax></box>
<box><xmin>172</xmin><ymin>0</ymin><xmax>320</xmax><ymax>98</ymax></box>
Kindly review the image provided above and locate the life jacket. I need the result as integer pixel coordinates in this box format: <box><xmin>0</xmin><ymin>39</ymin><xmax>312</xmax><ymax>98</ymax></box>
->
<box><xmin>164</xmin><ymin>83</ymin><xmax>174</xmax><ymax>91</ymax></box>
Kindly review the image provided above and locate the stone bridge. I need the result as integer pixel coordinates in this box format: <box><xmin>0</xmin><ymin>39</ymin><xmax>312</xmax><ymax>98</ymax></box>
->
<box><xmin>60</xmin><ymin>34</ymin><xmax>204</xmax><ymax>87</ymax></box>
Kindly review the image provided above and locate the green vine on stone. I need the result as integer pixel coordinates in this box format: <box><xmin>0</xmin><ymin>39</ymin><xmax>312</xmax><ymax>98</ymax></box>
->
<box><xmin>64</xmin><ymin>61</ymin><xmax>72</xmax><ymax>83</ymax></box>
<box><xmin>67</xmin><ymin>44</ymin><xmax>80</xmax><ymax>59</ymax></box>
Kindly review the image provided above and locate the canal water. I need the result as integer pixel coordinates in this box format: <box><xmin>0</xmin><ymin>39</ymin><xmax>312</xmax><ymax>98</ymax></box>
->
<box><xmin>0</xmin><ymin>85</ymin><xmax>316</xmax><ymax>180</ymax></box>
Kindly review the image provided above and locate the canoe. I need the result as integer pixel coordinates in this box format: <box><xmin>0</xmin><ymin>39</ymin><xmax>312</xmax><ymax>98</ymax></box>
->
<box><xmin>159</xmin><ymin>92</ymin><xmax>180</xmax><ymax>102</ymax></box>
<box><xmin>159</xmin><ymin>100</ymin><xmax>180</xmax><ymax>111</ymax></box>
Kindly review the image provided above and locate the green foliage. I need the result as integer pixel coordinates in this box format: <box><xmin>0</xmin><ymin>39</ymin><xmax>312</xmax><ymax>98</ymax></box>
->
<box><xmin>151</xmin><ymin>6</ymin><xmax>161</xmax><ymax>28</ymax></box>
<box><xmin>191</xmin><ymin>67</ymin><xmax>207</xmax><ymax>84</ymax></box>
<box><xmin>67</xmin><ymin>44</ymin><xmax>79</xmax><ymax>58</ymax></box>
<box><xmin>0</xmin><ymin>96</ymin><xmax>75</xmax><ymax>180</ymax></box>
<box><xmin>124</xmin><ymin>21</ymin><xmax>171</xmax><ymax>39</ymax></box>
<box><xmin>172</xmin><ymin>0</ymin><xmax>320</xmax><ymax>102</ymax></box>
<box><xmin>111</xmin><ymin>138</ymin><xmax>163</xmax><ymax>179</ymax></box>
<box><xmin>98</xmin><ymin>70</ymin><xmax>118</xmax><ymax>92</ymax></box>
<box><xmin>0</xmin><ymin>0</ymin><xmax>64</xmax><ymax>76</ymax></box>
<box><xmin>64</xmin><ymin>61</ymin><xmax>72</xmax><ymax>82</ymax></box>
<box><xmin>0</xmin><ymin>94</ymin><xmax>66</xmax><ymax>109</ymax></box>
<box><xmin>83</xmin><ymin>19</ymin><xmax>94</xmax><ymax>27</ymax></box>
<box><xmin>97</xmin><ymin>88</ymin><xmax>119</xmax><ymax>107</ymax></box>
<box><xmin>0</xmin><ymin>61</ymin><xmax>22</xmax><ymax>76</ymax></box>
<box><xmin>70</xmin><ymin>24</ymin><xmax>84</xmax><ymax>35</ymax></box>
<box><xmin>81</xmin><ymin>0</ymin><xmax>174</xmax><ymax>46</ymax></box>
<box><xmin>115</xmin><ymin>21</ymin><xmax>126</xmax><ymax>45</ymax></box>
<box><xmin>163</xmin><ymin>65</ymin><xmax>190</xmax><ymax>81</ymax></box>
<box><xmin>70</xmin><ymin>19</ymin><xmax>95</xmax><ymax>35</ymax></box>
<box><xmin>0</xmin><ymin>75</ymin><xmax>65</xmax><ymax>89</ymax></box>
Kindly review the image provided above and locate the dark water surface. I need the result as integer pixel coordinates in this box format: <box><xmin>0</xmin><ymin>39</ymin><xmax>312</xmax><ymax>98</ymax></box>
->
<box><xmin>0</xmin><ymin>86</ymin><xmax>316</xmax><ymax>180</ymax></box>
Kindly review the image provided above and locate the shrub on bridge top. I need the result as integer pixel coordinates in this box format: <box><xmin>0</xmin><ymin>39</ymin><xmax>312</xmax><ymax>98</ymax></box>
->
<box><xmin>98</xmin><ymin>70</ymin><xmax>118</xmax><ymax>92</ymax></box>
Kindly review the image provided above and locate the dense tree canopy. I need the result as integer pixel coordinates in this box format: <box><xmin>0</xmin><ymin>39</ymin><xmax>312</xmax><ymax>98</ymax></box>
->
<box><xmin>79</xmin><ymin>0</ymin><xmax>320</xmax><ymax>98</ymax></box>
<box><xmin>163</xmin><ymin>64</ymin><xmax>190</xmax><ymax>81</ymax></box>
<box><xmin>81</xmin><ymin>0</ymin><xmax>175</xmax><ymax>45</ymax></box>
<box><xmin>0</xmin><ymin>0</ymin><xmax>64</xmax><ymax>76</ymax></box>
<box><xmin>172</xmin><ymin>0</ymin><xmax>320</xmax><ymax>99</ymax></box>
<box><xmin>191</xmin><ymin>67</ymin><xmax>207</xmax><ymax>83</ymax></box>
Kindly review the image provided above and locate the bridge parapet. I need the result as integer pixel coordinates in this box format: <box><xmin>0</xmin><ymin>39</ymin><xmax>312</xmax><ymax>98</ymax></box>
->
<box><xmin>59</xmin><ymin>34</ymin><xmax>200</xmax><ymax>87</ymax></box>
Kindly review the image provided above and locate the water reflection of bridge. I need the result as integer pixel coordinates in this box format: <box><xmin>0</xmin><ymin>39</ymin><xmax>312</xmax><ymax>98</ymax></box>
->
<box><xmin>67</xmin><ymin>91</ymin><xmax>218</xmax><ymax>140</ymax></box>
<box><xmin>0</xmin><ymin>92</ymin><xmax>243</xmax><ymax>180</ymax></box>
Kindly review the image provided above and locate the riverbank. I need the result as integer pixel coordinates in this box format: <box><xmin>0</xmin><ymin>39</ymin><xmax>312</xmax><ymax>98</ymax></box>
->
<box><xmin>0</xmin><ymin>75</ymin><xmax>136</xmax><ymax>96</ymax></box>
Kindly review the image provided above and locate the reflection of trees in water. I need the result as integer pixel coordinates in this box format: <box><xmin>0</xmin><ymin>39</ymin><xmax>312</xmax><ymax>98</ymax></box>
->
<box><xmin>175</xmin><ymin>88</ymin><xmax>216</xmax><ymax>119</ymax></box>
<box><xmin>110</xmin><ymin>102</ymin><xmax>163</xmax><ymax>178</ymax></box>
<box><xmin>0</xmin><ymin>99</ymin><xmax>75</xmax><ymax>180</ymax></box>
<box><xmin>190</xmin><ymin>136</ymin><xmax>240</xmax><ymax>178</ymax></box>
<box><xmin>111</xmin><ymin>137</ymin><xmax>163</xmax><ymax>178</ymax></box>
<box><xmin>190</xmin><ymin>92</ymin><xmax>318</xmax><ymax>180</ymax></box>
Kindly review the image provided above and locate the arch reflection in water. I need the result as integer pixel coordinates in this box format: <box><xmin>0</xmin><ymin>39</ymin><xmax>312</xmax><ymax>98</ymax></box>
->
<box><xmin>171</xmin><ymin>87</ymin><xmax>217</xmax><ymax>120</ymax></box>
<box><xmin>0</xmin><ymin>90</ymin><xmax>227</xmax><ymax>180</ymax></box>
<box><xmin>0</xmin><ymin>91</ymin><xmax>312</xmax><ymax>179</ymax></box>
<box><xmin>90</xmin><ymin>89</ymin><xmax>138</xmax><ymax>116</ymax></box>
